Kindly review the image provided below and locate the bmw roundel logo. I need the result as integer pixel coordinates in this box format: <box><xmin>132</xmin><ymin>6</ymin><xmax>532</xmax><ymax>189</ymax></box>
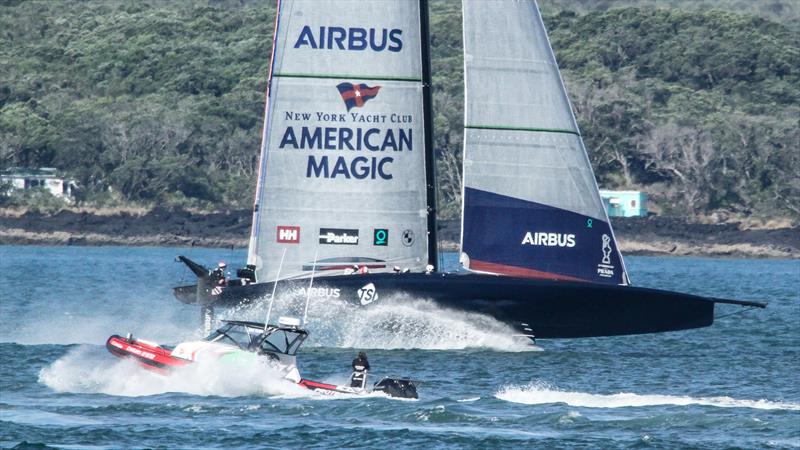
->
<box><xmin>401</xmin><ymin>229</ymin><xmax>414</xmax><ymax>247</ymax></box>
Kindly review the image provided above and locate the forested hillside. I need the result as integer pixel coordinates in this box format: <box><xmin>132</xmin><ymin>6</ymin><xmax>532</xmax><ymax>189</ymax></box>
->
<box><xmin>1</xmin><ymin>0</ymin><xmax>797</xmax><ymax>220</ymax></box>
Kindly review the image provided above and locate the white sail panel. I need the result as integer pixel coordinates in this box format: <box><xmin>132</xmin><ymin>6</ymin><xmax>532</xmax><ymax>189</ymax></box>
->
<box><xmin>461</xmin><ymin>0</ymin><xmax>629</xmax><ymax>285</ymax></box>
<box><xmin>275</xmin><ymin>0</ymin><xmax>421</xmax><ymax>79</ymax></box>
<box><xmin>248</xmin><ymin>0</ymin><xmax>430</xmax><ymax>282</ymax></box>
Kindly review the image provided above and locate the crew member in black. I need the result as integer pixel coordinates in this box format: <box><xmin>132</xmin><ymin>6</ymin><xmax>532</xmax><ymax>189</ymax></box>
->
<box><xmin>350</xmin><ymin>351</ymin><xmax>370</xmax><ymax>388</ymax></box>
<box><xmin>211</xmin><ymin>262</ymin><xmax>228</xmax><ymax>286</ymax></box>
<box><xmin>352</xmin><ymin>351</ymin><xmax>370</xmax><ymax>371</ymax></box>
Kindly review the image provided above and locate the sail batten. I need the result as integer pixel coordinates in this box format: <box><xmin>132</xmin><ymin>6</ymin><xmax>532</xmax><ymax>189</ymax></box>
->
<box><xmin>465</xmin><ymin>125</ymin><xmax>580</xmax><ymax>135</ymax></box>
<box><xmin>274</xmin><ymin>73</ymin><xmax>423</xmax><ymax>82</ymax></box>
<box><xmin>461</xmin><ymin>0</ymin><xmax>629</xmax><ymax>285</ymax></box>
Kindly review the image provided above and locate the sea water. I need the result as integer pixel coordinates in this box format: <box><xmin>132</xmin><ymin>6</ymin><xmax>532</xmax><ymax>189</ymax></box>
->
<box><xmin>0</xmin><ymin>246</ymin><xmax>797</xmax><ymax>449</ymax></box>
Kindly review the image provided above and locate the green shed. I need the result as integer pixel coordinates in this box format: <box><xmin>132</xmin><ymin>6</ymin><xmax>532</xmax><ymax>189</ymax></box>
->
<box><xmin>599</xmin><ymin>190</ymin><xmax>648</xmax><ymax>217</ymax></box>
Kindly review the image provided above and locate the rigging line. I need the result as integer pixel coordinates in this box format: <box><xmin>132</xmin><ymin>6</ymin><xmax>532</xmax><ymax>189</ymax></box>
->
<box><xmin>438</xmin><ymin>240</ymin><xmax>443</xmax><ymax>272</ymax></box>
<box><xmin>302</xmin><ymin>249</ymin><xmax>319</xmax><ymax>326</ymax></box>
<box><xmin>715</xmin><ymin>306</ymin><xmax>761</xmax><ymax>321</ymax></box>
<box><xmin>264</xmin><ymin>247</ymin><xmax>287</xmax><ymax>331</ymax></box>
<box><xmin>226</xmin><ymin>243</ymin><xmax>236</xmax><ymax>273</ymax></box>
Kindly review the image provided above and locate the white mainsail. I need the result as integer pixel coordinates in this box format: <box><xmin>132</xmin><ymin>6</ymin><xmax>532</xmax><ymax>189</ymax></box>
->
<box><xmin>460</xmin><ymin>0</ymin><xmax>629</xmax><ymax>284</ymax></box>
<box><xmin>247</xmin><ymin>0</ymin><xmax>433</xmax><ymax>282</ymax></box>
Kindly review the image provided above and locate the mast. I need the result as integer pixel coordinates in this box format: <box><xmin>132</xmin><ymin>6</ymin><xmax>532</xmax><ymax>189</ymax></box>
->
<box><xmin>419</xmin><ymin>0</ymin><xmax>439</xmax><ymax>269</ymax></box>
<box><xmin>247</xmin><ymin>0</ymin><xmax>283</xmax><ymax>270</ymax></box>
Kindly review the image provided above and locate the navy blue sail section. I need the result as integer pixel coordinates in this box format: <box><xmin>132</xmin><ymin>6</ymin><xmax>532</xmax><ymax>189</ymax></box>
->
<box><xmin>461</xmin><ymin>188</ymin><xmax>625</xmax><ymax>285</ymax></box>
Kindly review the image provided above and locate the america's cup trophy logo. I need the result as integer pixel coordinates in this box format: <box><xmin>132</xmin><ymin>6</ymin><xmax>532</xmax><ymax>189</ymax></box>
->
<box><xmin>601</xmin><ymin>234</ymin><xmax>612</xmax><ymax>264</ymax></box>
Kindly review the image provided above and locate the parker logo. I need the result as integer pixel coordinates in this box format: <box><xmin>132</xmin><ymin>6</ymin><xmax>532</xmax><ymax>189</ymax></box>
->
<box><xmin>521</xmin><ymin>232</ymin><xmax>576</xmax><ymax>248</ymax></box>
<box><xmin>337</xmin><ymin>82</ymin><xmax>381</xmax><ymax>111</ymax></box>
<box><xmin>277</xmin><ymin>226</ymin><xmax>300</xmax><ymax>243</ymax></box>
<box><xmin>373</xmin><ymin>228</ymin><xmax>388</xmax><ymax>246</ymax></box>
<box><xmin>358</xmin><ymin>283</ymin><xmax>378</xmax><ymax>305</ymax></box>
<box><xmin>319</xmin><ymin>228</ymin><xmax>359</xmax><ymax>245</ymax></box>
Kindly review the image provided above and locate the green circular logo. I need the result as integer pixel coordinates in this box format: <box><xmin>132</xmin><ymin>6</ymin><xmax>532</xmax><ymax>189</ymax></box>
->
<box><xmin>374</xmin><ymin>229</ymin><xmax>388</xmax><ymax>245</ymax></box>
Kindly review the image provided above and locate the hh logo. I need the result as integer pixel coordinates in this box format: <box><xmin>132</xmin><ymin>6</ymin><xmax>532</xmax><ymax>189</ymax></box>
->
<box><xmin>277</xmin><ymin>226</ymin><xmax>300</xmax><ymax>243</ymax></box>
<box><xmin>358</xmin><ymin>283</ymin><xmax>378</xmax><ymax>305</ymax></box>
<box><xmin>337</xmin><ymin>82</ymin><xmax>381</xmax><ymax>111</ymax></box>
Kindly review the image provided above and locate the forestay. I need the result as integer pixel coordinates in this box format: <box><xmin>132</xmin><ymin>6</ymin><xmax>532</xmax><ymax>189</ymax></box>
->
<box><xmin>460</xmin><ymin>0</ymin><xmax>629</xmax><ymax>285</ymax></box>
<box><xmin>247</xmin><ymin>0</ymin><xmax>431</xmax><ymax>282</ymax></box>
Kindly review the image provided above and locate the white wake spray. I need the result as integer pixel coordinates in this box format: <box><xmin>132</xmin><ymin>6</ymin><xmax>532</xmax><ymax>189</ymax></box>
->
<box><xmin>218</xmin><ymin>291</ymin><xmax>541</xmax><ymax>351</ymax></box>
<box><xmin>39</xmin><ymin>346</ymin><xmax>416</xmax><ymax>400</ymax></box>
<box><xmin>495</xmin><ymin>382</ymin><xmax>800</xmax><ymax>411</ymax></box>
<box><xmin>39</xmin><ymin>345</ymin><xmax>310</xmax><ymax>398</ymax></box>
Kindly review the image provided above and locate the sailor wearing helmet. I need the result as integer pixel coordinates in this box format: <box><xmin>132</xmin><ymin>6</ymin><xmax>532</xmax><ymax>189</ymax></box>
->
<box><xmin>350</xmin><ymin>351</ymin><xmax>370</xmax><ymax>389</ymax></box>
<box><xmin>210</xmin><ymin>261</ymin><xmax>229</xmax><ymax>295</ymax></box>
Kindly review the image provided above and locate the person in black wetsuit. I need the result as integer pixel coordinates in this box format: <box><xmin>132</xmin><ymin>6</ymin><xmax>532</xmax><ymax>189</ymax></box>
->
<box><xmin>208</xmin><ymin>261</ymin><xmax>228</xmax><ymax>296</ymax></box>
<box><xmin>350</xmin><ymin>351</ymin><xmax>370</xmax><ymax>388</ymax></box>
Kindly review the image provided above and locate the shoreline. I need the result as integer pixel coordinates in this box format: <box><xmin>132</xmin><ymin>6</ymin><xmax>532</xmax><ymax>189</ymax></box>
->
<box><xmin>1</xmin><ymin>209</ymin><xmax>797</xmax><ymax>259</ymax></box>
<box><xmin>1</xmin><ymin>228</ymin><xmax>795</xmax><ymax>259</ymax></box>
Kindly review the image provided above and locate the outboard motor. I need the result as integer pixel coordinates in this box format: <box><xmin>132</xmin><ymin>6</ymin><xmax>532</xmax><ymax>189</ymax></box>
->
<box><xmin>373</xmin><ymin>377</ymin><xmax>418</xmax><ymax>399</ymax></box>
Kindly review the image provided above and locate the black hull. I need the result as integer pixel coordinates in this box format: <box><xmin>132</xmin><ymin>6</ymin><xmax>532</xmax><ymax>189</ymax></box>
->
<box><xmin>174</xmin><ymin>272</ymin><xmax>719</xmax><ymax>339</ymax></box>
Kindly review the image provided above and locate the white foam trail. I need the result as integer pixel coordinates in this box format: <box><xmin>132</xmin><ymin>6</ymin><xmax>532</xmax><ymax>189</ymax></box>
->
<box><xmin>220</xmin><ymin>292</ymin><xmax>541</xmax><ymax>352</ymax></box>
<box><xmin>39</xmin><ymin>345</ymin><xmax>311</xmax><ymax>398</ymax></box>
<box><xmin>495</xmin><ymin>382</ymin><xmax>800</xmax><ymax>411</ymax></box>
<box><xmin>39</xmin><ymin>346</ymin><xmax>414</xmax><ymax>401</ymax></box>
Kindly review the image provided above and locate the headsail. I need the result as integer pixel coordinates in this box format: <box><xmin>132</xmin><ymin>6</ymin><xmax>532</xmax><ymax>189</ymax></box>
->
<box><xmin>247</xmin><ymin>0</ymin><xmax>434</xmax><ymax>282</ymax></box>
<box><xmin>460</xmin><ymin>0</ymin><xmax>629</xmax><ymax>285</ymax></box>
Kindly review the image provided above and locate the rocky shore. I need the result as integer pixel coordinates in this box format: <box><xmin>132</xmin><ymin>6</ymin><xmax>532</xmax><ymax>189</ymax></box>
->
<box><xmin>1</xmin><ymin>208</ymin><xmax>797</xmax><ymax>259</ymax></box>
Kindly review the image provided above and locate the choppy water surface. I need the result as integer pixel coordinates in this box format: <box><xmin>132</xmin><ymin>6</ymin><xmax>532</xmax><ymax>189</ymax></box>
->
<box><xmin>0</xmin><ymin>246</ymin><xmax>798</xmax><ymax>448</ymax></box>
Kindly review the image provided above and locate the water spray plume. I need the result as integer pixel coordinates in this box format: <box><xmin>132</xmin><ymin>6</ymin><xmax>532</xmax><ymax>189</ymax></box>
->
<box><xmin>221</xmin><ymin>293</ymin><xmax>541</xmax><ymax>351</ymax></box>
<box><xmin>39</xmin><ymin>345</ymin><xmax>311</xmax><ymax>398</ymax></box>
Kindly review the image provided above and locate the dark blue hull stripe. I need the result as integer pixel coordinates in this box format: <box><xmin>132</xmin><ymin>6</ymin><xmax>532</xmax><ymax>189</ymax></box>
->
<box><xmin>462</xmin><ymin>187</ymin><xmax>625</xmax><ymax>285</ymax></box>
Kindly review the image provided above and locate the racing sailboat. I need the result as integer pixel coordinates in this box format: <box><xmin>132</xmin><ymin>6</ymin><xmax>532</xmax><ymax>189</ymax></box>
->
<box><xmin>174</xmin><ymin>0</ymin><xmax>764</xmax><ymax>339</ymax></box>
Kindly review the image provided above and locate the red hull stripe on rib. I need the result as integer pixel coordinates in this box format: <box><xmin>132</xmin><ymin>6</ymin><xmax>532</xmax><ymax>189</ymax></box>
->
<box><xmin>469</xmin><ymin>259</ymin><xmax>587</xmax><ymax>283</ymax></box>
<box><xmin>299</xmin><ymin>379</ymin><xmax>338</xmax><ymax>390</ymax></box>
<box><xmin>106</xmin><ymin>336</ymin><xmax>190</xmax><ymax>373</ymax></box>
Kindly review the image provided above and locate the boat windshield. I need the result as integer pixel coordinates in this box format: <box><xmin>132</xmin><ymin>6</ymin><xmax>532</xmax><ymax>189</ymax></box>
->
<box><xmin>258</xmin><ymin>328</ymin><xmax>307</xmax><ymax>356</ymax></box>
<box><xmin>205</xmin><ymin>323</ymin><xmax>261</xmax><ymax>350</ymax></box>
<box><xmin>204</xmin><ymin>322</ymin><xmax>308</xmax><ymax>355</ymax></box>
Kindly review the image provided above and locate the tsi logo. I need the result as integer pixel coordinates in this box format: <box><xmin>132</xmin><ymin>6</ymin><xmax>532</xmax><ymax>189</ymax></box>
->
<box><xmin>521</xmin><ymin>232</ymin><xmax>576</xmax><ymax>248</ymax></box>
<box><xmin>357</xmin><ymin>283</ymin><xmax>378</xmax><ymax>305</ymax></box>
<box><xmin>319</xmin><ymin>228</ymin><xmax>359</xmax><ymax>245</ymax></box>
<box><xmin>277</xmin><ymin>226</ymin><xmax>300</xmax><ymax>243</ymax></box>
